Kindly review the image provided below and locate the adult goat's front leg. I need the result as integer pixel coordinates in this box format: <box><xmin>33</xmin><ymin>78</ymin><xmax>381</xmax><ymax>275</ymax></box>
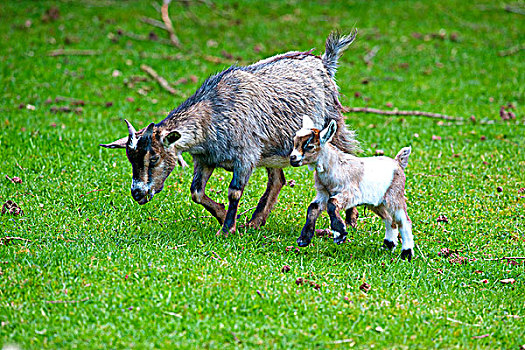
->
<box><xmin>248</xmin><ymin>168</ymin><xmax>286</xmax><ymax>228</ymax></box>
<box><xmin>190</xmin><ymin>159</ymin><xmax>226</xmax><ymax>225</ymax></box>
<box><xmin>221</xmin><ymin>167</ymin><xmax>253</xmax><ymax>234</ymax></box>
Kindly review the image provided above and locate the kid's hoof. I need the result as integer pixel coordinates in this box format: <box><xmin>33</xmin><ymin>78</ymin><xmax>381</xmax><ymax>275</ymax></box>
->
<box><xmin>297</xmin><ymin>236</ymin><xmax>311</xmax><ymax>247</ymax></box>
<box><xmin>383</xmin><ymin>239</ymin><xmax>396</xmax><ymax>250</ymax></box>
<box><xmin>333</xmin><ymin>234</ymin><xmax>347</xmax><ymax>245</ymax></box>
<box><xmin>400</xmin><ymin>249</ymin><xmax>413</xmax><ymax>262</ymax></box>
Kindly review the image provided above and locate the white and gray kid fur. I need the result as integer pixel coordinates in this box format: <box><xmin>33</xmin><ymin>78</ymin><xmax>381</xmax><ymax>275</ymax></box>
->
<box><xmin>291</xmin><ymin>116</ymin><xmax>415</xmax><ymax>261</ymax></box>
<box><xmin>101</xmin><ymin>31</ymin><xmax>359</xmax><ymax>235</ymax></box>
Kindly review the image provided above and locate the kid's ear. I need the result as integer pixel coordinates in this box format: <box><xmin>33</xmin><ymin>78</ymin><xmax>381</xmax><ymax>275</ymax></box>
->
<box><xmin>162</xmin><ymin>130</ymin><xmax>181</xmax><ymax>148</ymax></box>
<box><xmin>320</xmin><ymin>120</ymin><xmax>337</xmax><ymax>145</ymax></box>
<box><xmin>302</xmin><ymin>115</ymin><xmax>315</xmax><ymax>130</ymax></box>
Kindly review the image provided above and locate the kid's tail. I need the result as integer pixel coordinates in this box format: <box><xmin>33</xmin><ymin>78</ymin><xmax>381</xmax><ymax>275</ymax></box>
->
<box><xmin>322</xmin><ymin>29</ymin><xmax>357</xmax><ymax>78</ymax></box>
<box><xmin>395</xmin><ymin>146</ymin><xmax>412</xmax><ymax>169</ymax></box>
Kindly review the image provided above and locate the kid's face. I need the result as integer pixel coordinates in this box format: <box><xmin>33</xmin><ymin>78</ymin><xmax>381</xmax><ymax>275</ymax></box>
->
<box><xmin>290</xmin><ymin>129</ymin><xmax>321</xmax><ymax>167</ymax></box>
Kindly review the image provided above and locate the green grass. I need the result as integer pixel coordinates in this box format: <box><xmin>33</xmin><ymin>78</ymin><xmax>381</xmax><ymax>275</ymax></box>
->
<box><xmin>1</xmin><ymin>0</ymin><xmax>524</xmax><ymax>348</ymax></box>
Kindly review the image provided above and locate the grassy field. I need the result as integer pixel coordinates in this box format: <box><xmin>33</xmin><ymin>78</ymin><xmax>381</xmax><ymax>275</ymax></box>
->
<box><xmin>1</xmin><ymin>0</ymin><xmax>524</xmax><ymax>348</ymax></box>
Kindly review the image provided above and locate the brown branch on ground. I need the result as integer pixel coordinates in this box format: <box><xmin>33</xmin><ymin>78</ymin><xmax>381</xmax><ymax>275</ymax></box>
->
<box><xmin>47</xmin><ymin>49</ymin><xmax>101</xmax><ymax>57</ymax></box>
<box><xmin>363</xmin><ymin>46</ymin><xmax>380</xmax><ymax>65</ymax></box>
<box><xmin>505</xmin><ymin>5</ymin><xmax>525</xmax><ymax>15</ymax></box>
<box><xmin>79</xmin><ymin>189</ymin><xmax>104</xmax><ymax>197</ymax></box>
<box><xmin>498</xmin><ymin>43</ymin><xmax>525</xmax><ymax>56</ymax></box>
<box><xmin>140</xmin><ymin>16</ymin><xmax>168</xmax><ymax>30</ymax></box>
<box><xmin>116</xmin><ymin>29</ymin><xmax>173</xmax><ymax>46</ymax></box>
<box><xmin>1</xmin><ymin>236</ymin><xmax>31</xmax><ymax>245</ymax></box>
<box><xmin>236</xmin><ymin>205</ymin><xmax>257</xmax><ymax>219</ymax></box>
<box><xmin>161</xmin><ymin>0</ymin><xmax>182</xmax><ymax>47</ymax></box>
<box><xmin>140</xmin><ymin>64</ymin><xmax>178</xmax><ymax>94</ymax></box>
<box><xmin>45</xmin><ymin>297</ymin><xmax>90</xmax><ymax>304</ymax></box>
<box><xmin>343</xmin><ymin>106</ymin><xmax>464</xmax><ymax>121</ymax></box>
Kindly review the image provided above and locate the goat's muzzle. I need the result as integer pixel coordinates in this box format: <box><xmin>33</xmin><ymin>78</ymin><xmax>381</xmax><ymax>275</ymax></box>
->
<box><xmin>290</xmin><ymin>154</ymin><xmax>302</xmax><ymax>167</ymax></box>
<box><xmin>131</xmin><ymin>188</ymin><xmax>151</xmax><ymax>205</ymax></box>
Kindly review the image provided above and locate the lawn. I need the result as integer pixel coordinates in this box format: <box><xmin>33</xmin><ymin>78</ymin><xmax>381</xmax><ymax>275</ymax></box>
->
<box><xmin>1</xmin><ymin>0</ymin><xmax>524</xmax><ymax>348</ymax></box>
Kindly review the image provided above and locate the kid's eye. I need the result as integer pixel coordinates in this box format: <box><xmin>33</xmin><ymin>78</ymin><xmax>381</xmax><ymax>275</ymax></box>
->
<box><xmin>304</xmin><ymin>145</ymin><xmax>314</xmax><ymax>151</ymax></box>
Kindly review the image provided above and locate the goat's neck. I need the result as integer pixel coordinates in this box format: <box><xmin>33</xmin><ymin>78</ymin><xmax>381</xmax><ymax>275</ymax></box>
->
<box><xmin>313</xmin><ymin>144</ymin><xmax>345</xmax><ymax>174</ymax></box>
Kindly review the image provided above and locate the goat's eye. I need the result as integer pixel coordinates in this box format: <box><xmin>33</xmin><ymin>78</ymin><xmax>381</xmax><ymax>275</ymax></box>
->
<box><xmin>304</xmin><ymin>145</ymin><xmax>314</xmax><ymax>152</ymax></box>
<box><xmin>150</xmin><ymin>156</ymin><xmax>159</xmax><ymax>165</ymax></box>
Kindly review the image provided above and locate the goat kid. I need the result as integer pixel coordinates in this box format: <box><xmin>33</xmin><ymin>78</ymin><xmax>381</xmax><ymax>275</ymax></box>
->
<box><xmin>101</xmin><ymin>31</ymin><xmax>360</xmax><ymax>235</ymax></box>
<box><xmin>290</xmin><ymin>116</ymin><xmax>414</xmax><ymax>261</ymax></box>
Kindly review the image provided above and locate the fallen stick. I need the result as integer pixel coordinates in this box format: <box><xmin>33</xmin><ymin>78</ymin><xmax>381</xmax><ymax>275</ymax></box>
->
<box><xmin>505</xmin><ymin>5</ymin><xmax>525</xmax><ymax>15</ymax></box>
<box><xmin>343</xmin><ymin>106</ymin><xmax>464</xmax><ymax>121</ymax></box>
<box><xmin>498</xmin><ymin>43</ymin><xmax>525</xmax><ymax>56</ymax></box>
<box><xmin>236</xmin><ymin>205</ymin><xmax>257</xmax><ymax>219</ymax></box>
<box><xmin>483</xmin><ymin>256</ymin><xmax>525</xmax><ymax>261</ymax></box>
<box><xmin>79</xmin><ymin>189</ymin><xmax>104</xmax><ymax>197</ymax></box>
<box><xmin>363</xmin><ymin>46</ymin><xmax>380</xmax><ymax>65</ymax></box>
<box><xmin>1</xmin><ymin>236</ymin><xmax>31</xmax><ymax>245</ymax></box>
<box><xmin>140</xmin><ymin>16</ymin><xmax>168</xmax><ymax>30</ymax></box>
<box><xmin>45</xmin><ymin>297</ymin><xmax>90</xmax><ymax>304</ymax></box>
<box><xmin>161</xmin><ymin>0</ymin><xmax>181</xmax><ymax>47</ymax></box>
<box><xmin>47</xmin><ymin>49</ymin><xmax>101</xmax><ymax>57</ymax></box>
<box><xmin>140</xmin><ymin>64</ymin><xmax>178</xmax><ymax>94</ymax></box>
<box><xmin>117</xmin><ymin>29</ymin><xmax>173</xmax><ymax>46</ymax></box>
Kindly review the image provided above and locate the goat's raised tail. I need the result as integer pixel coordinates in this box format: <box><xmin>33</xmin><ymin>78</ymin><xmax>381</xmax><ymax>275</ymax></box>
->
<box><xmin>322</xmin><ymin>29</ymin><xmax>358</xmax><ymax>78</ymax></box>
<box><xmin>395</xmin><ymin>146</ymin><xmax>412</xmax><ymax>169</ymax></box>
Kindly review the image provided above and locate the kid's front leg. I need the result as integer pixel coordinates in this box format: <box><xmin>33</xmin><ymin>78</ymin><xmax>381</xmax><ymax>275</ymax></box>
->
<box><xmin>327</xmin><ymin>197</ymin><xmax>348</xmax><ymax>245</ymax></box>
<box><xmin>297</xmin><ymin>201</ymin><xmax>325</xmax><ymax>247</ymax></box>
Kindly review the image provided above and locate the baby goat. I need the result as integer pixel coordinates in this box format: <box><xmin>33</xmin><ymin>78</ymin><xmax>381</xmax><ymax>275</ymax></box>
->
<box><xmin>290</xmin><ymin>116</ymin><xmax>415</xmax><ymax>261</ymax></box>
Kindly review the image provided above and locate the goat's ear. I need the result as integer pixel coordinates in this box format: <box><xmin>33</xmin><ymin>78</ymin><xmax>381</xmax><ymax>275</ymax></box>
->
<box><xmin>162</xmin><ymin>130</ymin><xmax>182</xmax><ymax>148</ymax></box>
<box><xmin>302</xmin><ymin>115</ymin><xmax>315</xmax><ymax>130</ymax></box>
<box><xmin>142</xmin><ymin>122</ymin><xmax>155</xmax><ymax>138</ymax></box>
<box><xmin>100</xmin><ymin>136</ymin><xmax>127</xmax><ymax>149</ymax></box>
<box><xmin>320</xmin><ymin>120</ymin><xmax>337</xmax><ymax>145</ymax></box>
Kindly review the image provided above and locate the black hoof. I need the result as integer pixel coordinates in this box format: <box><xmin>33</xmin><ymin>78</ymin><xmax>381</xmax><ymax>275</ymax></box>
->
<box><xmin>401</xmin><ymin>249</ymin><xmax>413</xmax><ymax>262</ymax></box>
<box><xmin>383</xmin><ymin>239</ymin><xmax>396</xmax><ymax>250</ymax></box>
<box><xmin>297</xmin><ymin>236</ymin><xmax>312</xmax><ymax>247</ymax></box>
<box><xmin>333</xmin><ymin>234</ymin><xmax>347</xmax><ymax>245</ymax></box>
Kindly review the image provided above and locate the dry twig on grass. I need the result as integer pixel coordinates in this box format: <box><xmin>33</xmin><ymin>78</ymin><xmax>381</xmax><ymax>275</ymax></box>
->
<box><xmin>484</xmin><ymin>256</ymin><xmax>525</xmax><ymax>261</ymax></box>
<box><xmin>504</xmin><ymin>5</ymin><xmax>525</xmax><ymax>15</ymax></box>
<box><xmin>47</xmin><ymin>49</ymin><xmax>101</xmax><ymax>57</ymax></box>
<box><xmin>140</xmin><ymin>64</ymin><xmax>178</xmax><ymax>94</ymax></box>
<box><xmin>1</xmin><ymin>236</ymin><xmax>31</xmax><ymax>245</ymax></box>
<box><xmin>343</xmin><ymin>106</ymin><xmax>464</xmax><ymax>121</ymax></box>
<box><xmin>140</xmin><ymin>16</ymin><xmax>168</xmax><ymax>30</ymax></box>
<box><xmin>45</xmin><ymin>297</ymin><xmax>90</xmax><ymax>304</ymax></box>
<box><xmin>498</xmin><ymin>43</ymin><xmax>525</xmax><ymax>56</ymax></box>
<box><xmin>161</xmin><ymin>0</ymin><xmax>181</xmax><ymax>47</ymax></box>
<box><xmin>117</xmin><ymin>29</ymin><xmax>173</xmax><ymax>46</ymax></box>
<box><xmin>363</xmin><ymin>46</ymin><xmax>380</xmax><ymax>65</ymax></box>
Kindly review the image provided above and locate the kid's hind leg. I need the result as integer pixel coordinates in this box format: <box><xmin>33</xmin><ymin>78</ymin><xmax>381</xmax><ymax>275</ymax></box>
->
<box><xmin>345</xmin><ymin>207</ymin><xmax>359</xmax><ymax>229</ymax></box>
<box><xmin>368</xmin><ymin>205</ymin><xmax>398</xmax><ymax>251</ymax></box>
<box><xmin>394</xmin><ymin>206</ymin><xmax>414</xmax><ymax>261</ymax></box>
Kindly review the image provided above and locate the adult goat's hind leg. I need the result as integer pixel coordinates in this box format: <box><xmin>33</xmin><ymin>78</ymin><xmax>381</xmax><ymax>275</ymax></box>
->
<box><xmin>190</xmin><ymin>159</ymin><xmax>226</xmax><ymax>225</ymax></box>
<box><xmin>248</xmin><ymin>168</ymin><xmax>286</xmax><ymax>228</ymax></box>
<box><xmin>221</xmin><ymin>166</ymin><xmax>253</xmax><ymax>234</ymax></box>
